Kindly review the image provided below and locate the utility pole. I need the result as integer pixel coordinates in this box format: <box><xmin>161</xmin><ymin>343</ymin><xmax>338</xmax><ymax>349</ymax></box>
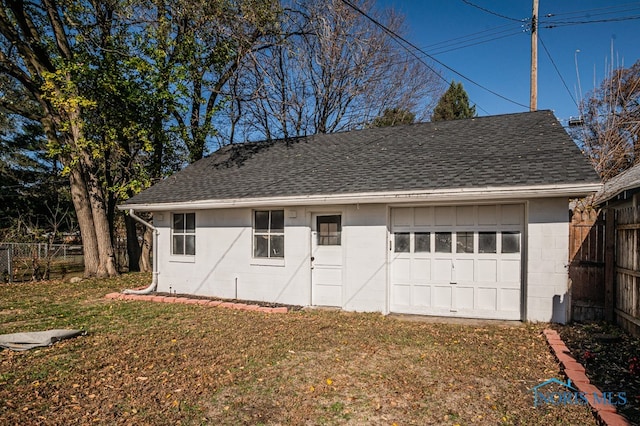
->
<box><xmin>530</xmin><ymin>0</ymin><xmax>538</xmax><ymax>111</ymax></box>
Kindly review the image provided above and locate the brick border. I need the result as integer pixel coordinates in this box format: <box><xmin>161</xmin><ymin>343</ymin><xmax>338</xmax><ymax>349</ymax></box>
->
<box><xmin>104</xmin><ymin>292</ymin><xmax>288</xmax><ymax>314</ymax></box>
<box><xmin>543</xmin><ymin>329</ymin><xmax>630</xmax><ymax>426</ymax></box>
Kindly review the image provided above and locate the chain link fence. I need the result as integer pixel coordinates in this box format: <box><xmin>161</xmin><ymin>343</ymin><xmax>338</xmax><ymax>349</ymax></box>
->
<box><xmin>0</xmin><ymin>243</ymin><xmax>84</xmax><ymax>283</ymax></box>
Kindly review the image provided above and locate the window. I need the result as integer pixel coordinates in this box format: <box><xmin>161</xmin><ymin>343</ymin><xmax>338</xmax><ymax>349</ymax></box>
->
<box><xmin>172</xmin><ymin>213</ymin><xmax>195</xmax><ymax>255</ymax></box>
<box><xmin>478</xmin><ymin>232</ymin><xmax>497</xmax><ymax>253</ymax></box>
<box><xmin>415</xmin><ymin>232</ymin><xmax>431</xmax><ymax>252</ymax></box>
<box><xmin>254</xmin><ymin>210</ymin><xmax>284</xmax><ymax>258</ymax></box>
<box><xmin>435</xmin><ymin>232</ymin><xmax>452</xmax><ymax>253</ymax></box>
<box><xmin>394</xmin><ymin>232</ymin><xmax>410</xmax><ymax>252</ymax></box>
<box><xmin>501</xmin><ymin>231</ymin><xmax>520</xmax><ymax>253</ymax></box>
<box><xmin>456</xmin><ymin>232</ymin><xmax>474</xmax><ymax>253</ymax></box>
<box><xmin>317</xmin><ymin>215</ymin><xmax>342</xmax><ymax>245</ymax></box>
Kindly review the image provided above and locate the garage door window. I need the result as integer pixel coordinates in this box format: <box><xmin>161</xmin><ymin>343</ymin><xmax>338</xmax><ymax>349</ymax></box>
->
<box><xmin>435</xmin><ymin>232</ymin><xmax>452</xmax><ymax>253</ymax></box>
<box><xmin>394</xmin><ymin>232</ymin><xmax>410</xmax><ymax>252</ymax></box>
<box><xmin>415</xmin><ymin>232</ymin><xmax>431</xmax><ymax>252</ymax></box>
<box><xmin>456</xmin><ymin>232</ymin><xmax>474</xmax><ymax>253</ymax></box>
<box><xmin>501</xmin><ymin>231</ymin><xmax>520</xmax><ymax>253</ymax></box>
<box><xmin>479</xmin><ymin>232</ymin><xmax>497</xmax><ymax>253</ymax></box>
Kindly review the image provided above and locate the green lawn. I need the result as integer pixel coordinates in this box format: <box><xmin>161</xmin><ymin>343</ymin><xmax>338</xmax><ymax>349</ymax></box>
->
<box><xmin>0</xmin><ymin>273</ymin><xmax>595</xmax><ymax>425</ymax></box>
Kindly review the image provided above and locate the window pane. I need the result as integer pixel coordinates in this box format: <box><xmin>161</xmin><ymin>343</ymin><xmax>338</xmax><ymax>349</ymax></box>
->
<box><xmin>173</xmin><ymin>214</ymin><xmax>184</xmax><ymax>232</ymax></box>
<box><xmin>185</xmin><ymin>213</ymin><xmax>195</xmax><ymax>233</ymax></box>
<box><xmin>254</xmin><ymin>235</ymin><xmax>269</xmax><ymax>257</ymax></box>
<box><xmin>185</xmin><ymin>235</ymin><xmax>196</xmax><ymax>255</ymax></box>
<box><xmin>456</xmin><ymin>232</ymin><xmax>474</xmax><ymax>253</ymax></box>
<box><xmin>255</xmin><ymin>211</ymin><xmax>269</xmax><ymax>232</ymax></box>
<box><xmin>270</xmin><ymin>210</ymin><xmax>284</xmax><ymax>232</ymax></box>
<box><xmin>415</xmin><ymin>232</ymin><xmax>431</xmax><ymax>252</ymax></box>
<box><xmin>270</xmin><ymin>235</ymin><xmax>285</xmax><ymax>257</ymax></box>
<box><xmin>435</xmin><ymin>232</ymin><xmax>452</xmax><ymax>253</ymax></box>
<box><xmin>502</xmin><ymin>232</ymin><xmax>520</xmax><ymax>253</ymax></box>
<box><xmin>394</xmin><ymin>232</ymin><xmax>410</xmax><ymax>252</ymax></box>
<box><xmin>173</xmin><ymin>235</ymin><xmax>184</xmax><ymax>255</ymax></box>
<box><xmin>317</xmin><ymin>215</ymin><xmax>341</xmax><ymax>245</ymax></box>
<box><xmin>478</xmin><ymin>232</ymin><xmax>497</xmax><ymax>253</ymax></box>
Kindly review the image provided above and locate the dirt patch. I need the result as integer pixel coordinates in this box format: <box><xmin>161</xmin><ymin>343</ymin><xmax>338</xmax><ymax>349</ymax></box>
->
<box><xmin>153</xmin><ymin>292</ymin><xmax>304</xmax><ymax>311</ymax></box>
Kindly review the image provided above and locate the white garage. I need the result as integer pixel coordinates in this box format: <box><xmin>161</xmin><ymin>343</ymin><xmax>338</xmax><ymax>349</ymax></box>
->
<box><xmin>122</xmin><ymin>110</ymin><xmax>603</xmax><ymax>323</ymax></box>
<box><xmin>390</xmin><ymin>204</ymin><xmax>524</xmax><ymax>320</ymax></box>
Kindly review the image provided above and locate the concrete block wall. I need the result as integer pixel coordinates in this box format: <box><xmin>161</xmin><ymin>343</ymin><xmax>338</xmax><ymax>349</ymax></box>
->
<box><xmin>526</xmin><ymin>198</ymin><xmax>570</xmax><ymax>323</ymax></box>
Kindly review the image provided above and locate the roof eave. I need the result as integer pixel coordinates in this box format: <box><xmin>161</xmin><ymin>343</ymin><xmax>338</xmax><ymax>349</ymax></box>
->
<box><xmin>119</xmin><ymin>183</ymin><xmax>603</xmax><ymax>212</ymax></box>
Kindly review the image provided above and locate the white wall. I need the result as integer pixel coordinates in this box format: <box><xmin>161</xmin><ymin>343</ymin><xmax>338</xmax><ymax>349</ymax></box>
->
<box><xmin>526</xmin><ymin>198</ymin><xmax>570</xmax><ymax>323</ymax></box>
<box><xmin>153</xmin><ymin>204</ymin><xmax>388</xmax><ymax>310</ymax></box>
<box><xmin>154</xmin><ymin>207</ymin><xmax>311</xmax><ymax>306</ymax></box>
<box><xmin>152</xmin><ymin>197</ymin><xmax>572</xmax><ymax>323</ymax></box>
<box><xmin>342</xmin><ymin>204</ymin><xmax>388</xmax><ymax>312</ymax></box>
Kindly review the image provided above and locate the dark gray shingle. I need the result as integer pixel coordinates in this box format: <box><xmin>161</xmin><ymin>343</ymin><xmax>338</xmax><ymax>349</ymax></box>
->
<box><xmin>124</xmin><ymin>110</ymin><xmax>601</xmax><ymax>206</ymax></box>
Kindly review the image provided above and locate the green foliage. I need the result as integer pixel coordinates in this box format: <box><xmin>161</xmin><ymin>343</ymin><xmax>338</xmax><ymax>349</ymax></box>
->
<box><xmin>431</xmin><ymin>81</ymin><xmax>476</xmax><ymax>121</ymax></box>
<box><xmin>370</xmin><ymin>108</ymin><xmax>416</xmax><ymax>128</ymax></box>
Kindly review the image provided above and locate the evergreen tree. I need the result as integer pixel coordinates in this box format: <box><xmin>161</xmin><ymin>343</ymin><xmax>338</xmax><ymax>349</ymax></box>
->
<box><xmin>370</xmin><ymin>108</ymin><xmax>416</xmax><ymax>128</ymax></box>
<box><xmin>431</xmin><ymin>81</ymin><xmax>476</xmax><ymax>121</ymax></box>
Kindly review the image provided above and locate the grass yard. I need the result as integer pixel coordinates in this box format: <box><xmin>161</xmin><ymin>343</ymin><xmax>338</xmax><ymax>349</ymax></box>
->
<box><xmin>0</xmin><ymin>273</ymin><xmax>596</xmax><ymax>425</ymax></box>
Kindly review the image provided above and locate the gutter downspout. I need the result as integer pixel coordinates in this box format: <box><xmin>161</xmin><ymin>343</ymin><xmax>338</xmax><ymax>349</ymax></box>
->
<box><xmin>123</xmin><ymin>209</ymin><xmax>159</xmax><ymax>295</ymax></box>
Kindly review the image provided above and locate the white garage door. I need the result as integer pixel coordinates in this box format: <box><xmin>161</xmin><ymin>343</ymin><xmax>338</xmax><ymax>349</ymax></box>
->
<box><xmin>390</xmin><ymin>205</ymin><xmax>523</xmax><ymax>320</ymax></box>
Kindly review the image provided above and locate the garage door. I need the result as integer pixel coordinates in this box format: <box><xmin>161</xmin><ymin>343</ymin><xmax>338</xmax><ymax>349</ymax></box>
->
<box><xmin>390</xmin><ymin>205</ymin><xmax>523</xmax><ymax>320</ymax></box>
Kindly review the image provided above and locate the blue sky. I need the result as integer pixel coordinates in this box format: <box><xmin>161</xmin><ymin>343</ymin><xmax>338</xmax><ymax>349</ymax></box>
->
<box><xmin>376</xmin><ymin>1</ymin><xmax>640</xmax><ymax>125</ymax></box>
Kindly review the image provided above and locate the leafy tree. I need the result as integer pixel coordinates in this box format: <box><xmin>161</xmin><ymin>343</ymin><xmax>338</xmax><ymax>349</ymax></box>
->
<box><xmin>572</xmin><ymin>60</ymin><xmax>640</xmax><ymax>180</ymax></box>
<box><xmin>431</xmin><ymin>81</ymin><xmax>476</xmax><ymax>121</ymax></box>
<box><xmin>370</xmin><ymin>108</ymin><xmax>416</xmax><ymax>128</ymax></box>
<box><xmin>0</xmin><ymin>0</ymin><xmax>123</xmax><ymax>276</ymax></box>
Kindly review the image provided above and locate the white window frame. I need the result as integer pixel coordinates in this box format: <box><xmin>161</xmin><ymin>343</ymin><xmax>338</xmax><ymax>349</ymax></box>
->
<box><xmin>253</xmin><ymin>210</ymin><xmax>285</xmax><ymax>259</ymax></box>
<box><xmin>171</xmin><ymin>212</ymin><xmax>196</xmax><ymax>257</ymax></box>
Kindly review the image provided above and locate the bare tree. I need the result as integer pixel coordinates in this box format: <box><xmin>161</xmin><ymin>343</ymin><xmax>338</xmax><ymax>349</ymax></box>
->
<box><xmin>222</xmin><ymin>0</ymin><xmax>443</xmax><ymax>142</ymax></box>
<box><xmin>574</xmin><ymin>59</ymin><xmax>640</xmax><ymax>181</ymax></box>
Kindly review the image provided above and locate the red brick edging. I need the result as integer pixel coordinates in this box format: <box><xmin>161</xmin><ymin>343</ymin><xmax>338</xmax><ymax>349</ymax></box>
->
<box><xmin>543</xmin><ymin>329</ymin><xmax>630</xmax><ymax>426</ymax></box>
<box><xmin>104</xmin><ymin>292</ymin><xmax>288</xmax><ymax>314</ymax></box>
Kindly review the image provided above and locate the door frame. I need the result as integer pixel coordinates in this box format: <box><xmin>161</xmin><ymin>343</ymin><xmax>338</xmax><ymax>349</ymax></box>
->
<box><xmin>309</xmin><ymin>210</ymin><xmax>345</xmax><ymax>307</ymax></box>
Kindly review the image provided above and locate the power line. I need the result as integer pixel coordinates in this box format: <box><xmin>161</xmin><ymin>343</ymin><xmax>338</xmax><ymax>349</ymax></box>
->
<box><xmin>541</xmin><ymin>14</ymin><xmax>640</xmax><ymax>28</ymax></box>
<box><xmin>542</xmin><ymin>2</ymin><xmax>640</xmax><ymax>19</ymax></box>
<box><xmin>420</xmin><ymin>22</ymin><xmax>518</xmax><ymax>50</ymax></box>
<box><xmin>538</xmin><ymin>35</ymin><xmax>579</xmax><ymax>109</ymax></box>
<box><xmin>340</xmin><ymin>0</ymin><xmax>529</xmax><ymax>111</ymax></box>
<box><xmin>427</xmin><ymin>29</ymin><xmax>524</xmax><ymax>56</ymax></box>
<box><xmin>460</xmin><ymin>0</ymin><xmax>524</xmax><ymax>22</ymax></box>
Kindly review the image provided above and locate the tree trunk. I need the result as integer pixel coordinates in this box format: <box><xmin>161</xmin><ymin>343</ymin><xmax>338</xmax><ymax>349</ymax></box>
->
<box><xmin>71</xmin><ymin>117</ymin><xmax>118</xmax><ymax>278</ymax></box>
<box><xmin>124</xmin><ymin>214</ymin><xmax>141</xmax><ymax>272</ymax></box>
<box><xmin>139</xmin><ymin>226</ymin><xmax>153</xmax><ymax>273</ymax></box>
<box><xmin>68</xmin><ymin>165</ymin><xmax>100</xmax><ymax>277</ymax></box>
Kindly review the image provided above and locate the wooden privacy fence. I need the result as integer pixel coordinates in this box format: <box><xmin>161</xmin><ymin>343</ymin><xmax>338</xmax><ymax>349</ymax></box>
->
<box><xmin>569</xmin><ymin>209</ymin><xmax>605</xmax><ymax>321</ymax></box>
<box><xmin>614</xmin><ymin>207</ymin><xmax>640</xmax><ymax>337</ymax></box>
<box><xmin>569</xmin><ymin>206</ymin><xmax>640</xmax><ymax>337</ymax></box>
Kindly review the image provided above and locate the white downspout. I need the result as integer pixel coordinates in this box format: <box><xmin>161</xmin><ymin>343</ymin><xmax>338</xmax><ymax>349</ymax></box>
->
<box><xmin>123</xmin><ymin>209</ymin><xmax>159</xmax><ymax>295</ymax></box>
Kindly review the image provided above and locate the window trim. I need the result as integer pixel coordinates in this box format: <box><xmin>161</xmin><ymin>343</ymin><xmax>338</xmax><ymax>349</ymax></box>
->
<box><xmin>253</xmin><ymin>210</ymin><xmax>285</xmax><ymax>259</ymax></box>
<box><xmin>171</xmin><ymin>212</ymin><xmax>196</xmax><ymax>257</ymax></box>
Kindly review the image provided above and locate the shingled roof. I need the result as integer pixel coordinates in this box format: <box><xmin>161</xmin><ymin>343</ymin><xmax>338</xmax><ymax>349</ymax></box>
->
<box><xmin>594</xmin><ymin>162</ymin><xmax>640</xmax><ymax>206</ymax></box>
<box><xmin>123</xmin><ymin>110</ymin><xmax>601</xmax><ymax>208</ymax></box>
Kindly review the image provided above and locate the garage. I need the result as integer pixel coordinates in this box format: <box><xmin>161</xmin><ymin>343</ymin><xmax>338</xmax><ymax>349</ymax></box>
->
<box><xmin>390</xmin><ymin>204</ymin><xmax>524</xmax><ymax>320</ymax></box>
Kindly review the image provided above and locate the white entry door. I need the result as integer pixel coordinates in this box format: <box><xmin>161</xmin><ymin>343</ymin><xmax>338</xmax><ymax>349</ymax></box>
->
<box><xmin>390</xmin><ymin>205</ymin><xmax>523</xmax><ymax>320</ymax></box>
<box><xmin>311</xmin><ymin>214</ymin><xmax>343</xmax><ymax>307</ymax></box>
